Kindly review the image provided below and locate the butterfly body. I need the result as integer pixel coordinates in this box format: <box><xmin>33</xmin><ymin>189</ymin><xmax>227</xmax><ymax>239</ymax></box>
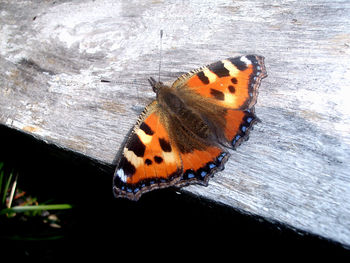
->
<box><xmin>114</xmin><ymin>55</ymin><xmax>267</xmax><ymax>200</ymax></box>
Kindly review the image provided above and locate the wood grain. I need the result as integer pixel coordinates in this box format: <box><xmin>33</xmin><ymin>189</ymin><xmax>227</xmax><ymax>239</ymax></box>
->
<box><xmin>1</xmin><ymin>0</ymin><xmax>350</xmax><ymax>246</ymax></box>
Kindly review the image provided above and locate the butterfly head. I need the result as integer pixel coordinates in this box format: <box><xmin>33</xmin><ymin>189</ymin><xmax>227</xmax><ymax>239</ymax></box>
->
<box><xmin>148</xmin><ymin>77</ymin><xmax>166</xmax><ymax>95</ymax></box>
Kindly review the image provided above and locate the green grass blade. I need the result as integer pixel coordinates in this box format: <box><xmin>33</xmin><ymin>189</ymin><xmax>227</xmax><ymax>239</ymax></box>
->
<box><xmin>1</xmin><ymin>170</ymin><xmax>13</xmax><ymax>206</ymax></box>
<box><xmin>0</xmin><ymin>204</ymin><xmax>73</xmax><ymax>215</ymax></box>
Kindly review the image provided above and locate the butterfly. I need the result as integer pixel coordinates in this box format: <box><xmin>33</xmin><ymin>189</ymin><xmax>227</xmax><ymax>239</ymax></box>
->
<box><xmin>113</xmin><ymin>55</ymin><xmax>267</xmax><ymax>200</ymax></box>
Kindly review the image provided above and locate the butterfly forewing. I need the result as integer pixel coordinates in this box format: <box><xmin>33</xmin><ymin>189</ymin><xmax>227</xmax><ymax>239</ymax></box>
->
<box><xmin>173</xmin><ymin>55</ymin><xmax>267</xmax><ymax>110</ymax></box>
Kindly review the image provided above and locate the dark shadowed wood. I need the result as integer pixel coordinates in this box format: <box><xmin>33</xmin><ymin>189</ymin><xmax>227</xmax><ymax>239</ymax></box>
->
<box><xmin>1</xmin><ymin>0</ymin><xmax>350</xmax><ymax>246</ymax></box>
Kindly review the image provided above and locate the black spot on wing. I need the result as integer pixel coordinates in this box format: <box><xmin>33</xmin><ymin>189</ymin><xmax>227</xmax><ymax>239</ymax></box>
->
<box><xmin>196</xmin><ymin>71</ymin><xmax>210</xmax><ymax>85</ymax></box>
<box><xmin>140</xmin><ymin>122</ymin><xmax>154</xmax><ymax>135</ymax></box>
<box><xmin>210</xmin><ymin>88</ymin><xmax>225</xmax><ymax>101</ymax></box>
<box><xmin>228</xmin><ymin>85</ymin><xmax>235</xmax><ymax>93</ymax></box>
<box><xmin>145</xmin><ymin>159</ymin><xmax>152</xmax><ymax>165</ymax></box>
<box><xmin>154</xmin><ymin>156</ymin><xmax>163</xmax><ymax>164</ymax></box>
<box><xmin>128</xmin><ymin>133</ymin><xmax>145</xmax><ymax>157</ymax></box>
<box><xmin>228</xmin><ymin>57</ymin><xmax>248</xmax><ymax>71</ymax></box>
<box><xmin>231</xmin><ymin>77</ymin><xmax>238</xmax><ymax>84</ymax></box>
<box><xmin>159</xmin><ymin>138</ymin><xmax>172</xmax><ymax>152</ymax></box>
<box><xmin>208</xmin><ymin>61</ymin><xmax>230</xmax><ymax>77</ymax></box>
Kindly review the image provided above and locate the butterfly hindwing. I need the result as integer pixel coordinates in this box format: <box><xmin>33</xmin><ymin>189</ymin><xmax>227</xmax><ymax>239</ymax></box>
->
<box><xmin>177</xmin><ymin>147</ymin><xmax>229</xmax><ymax>187</ymax></box>
<box><xmin>174</xmin><ymin>109</ymin><xmax>258</xmax><ymax>187</ymax></box>
<box><xmin>173</xmin><ymin>55</ymin><xmax>266</xmax><ymax>110</ymax></box>
<box><xmin>224</xmin><ymin>108</ymin><xmax>259</xmax><ymax>149</ymax></box>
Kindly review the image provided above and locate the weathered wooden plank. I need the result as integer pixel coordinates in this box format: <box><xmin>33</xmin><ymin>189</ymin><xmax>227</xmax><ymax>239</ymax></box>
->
<box><xmin>1</xmin><ymin>0</ymin><xmax>350</xmax><ymax>246</ymax></box>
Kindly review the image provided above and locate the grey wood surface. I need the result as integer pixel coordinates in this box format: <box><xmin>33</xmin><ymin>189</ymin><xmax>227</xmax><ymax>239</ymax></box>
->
<box><xmin>1</xmin><ymin>0</ymin><xmax>350</xmax><ymax>246</ymax></box>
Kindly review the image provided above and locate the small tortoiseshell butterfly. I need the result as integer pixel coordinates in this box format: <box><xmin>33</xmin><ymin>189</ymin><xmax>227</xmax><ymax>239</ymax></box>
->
<box><xmin>113</xmin><ymin>55</ymin><xmax>267</xmax><ymax>200</ymax></box>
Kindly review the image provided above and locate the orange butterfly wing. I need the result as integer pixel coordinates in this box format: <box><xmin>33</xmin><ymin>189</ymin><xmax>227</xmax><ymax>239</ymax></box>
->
<box><xmin>113</xmin><ymin>101</ymin><xmax>183</xmax><ymax>200</ymax></box>
<box><xmin>176</xmin><ymin>147</ymin><xmax>229</xmax><ymax>187</ymax></box>
<box><xmin>113</xmin><ymin>55</ymin><xmax>267</xmax><ymax>200</ymax></box>
<box><xmin>224</xmin><ymin>108</ymin><xmax>259</xmax><ymax>149</ymax></box>
<box><xmin>173</xmin><ymin>55</ymin><xmax>266</xmax><ymax>110</ymax></box>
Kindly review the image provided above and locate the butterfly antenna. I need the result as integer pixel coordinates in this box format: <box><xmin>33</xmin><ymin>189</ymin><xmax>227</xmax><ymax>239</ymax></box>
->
<box><xmin>100</xmin><ymin>78</ymin><xmax>146</xmax><ymax>86</ymax></box>
<box><xmin>158</xmin><ymin>29</ymin><xmax>163</xmax><ymax>83</ymax></box>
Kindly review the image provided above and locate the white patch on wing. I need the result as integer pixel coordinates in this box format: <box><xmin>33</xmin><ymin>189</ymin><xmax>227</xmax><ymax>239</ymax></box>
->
<box><xmin>117</xmin><ymin>168</ymin><xmax>127</xmax><ymax>183</ymax></box>
<box><xmin>240</xmin><ymin>56</ymin><xmax>252</xmax><ymax>65</ymax></box>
